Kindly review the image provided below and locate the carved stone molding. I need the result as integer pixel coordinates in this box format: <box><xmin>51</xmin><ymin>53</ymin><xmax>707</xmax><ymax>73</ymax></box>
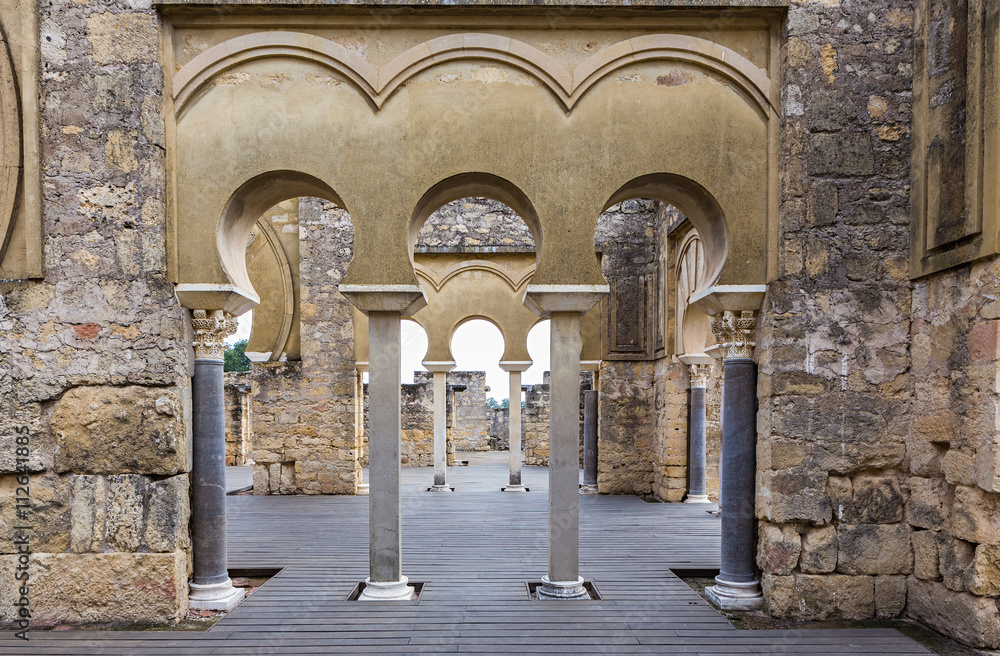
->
<box><xmin>192</xmin><ymin>309</ymin><xmax>237</xmax><ymax>361</ymax></box>
<box><xmin>689</xmin><ymin>363</ymin><xmax>712</xmax><ymax>388</ymax></box>
<box><xmin>710</xmin><ymin>310</ymin><xmax>757</xmax><ymax>361</ymax></box>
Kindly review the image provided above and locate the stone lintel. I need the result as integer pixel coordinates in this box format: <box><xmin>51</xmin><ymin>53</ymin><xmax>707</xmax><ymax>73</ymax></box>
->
<box><xmin>175</xmin><ymin>283</ymin><xmax>259</xmax><ymax>316</ymax></box>
<box><xmin>499</xmin><ymin>360</ymin><xmax>532</xmax><ymax>373</ymax></box>
<box><xmin>355</xmin><ymin>360</ymin><xmax>369</xmax><ymax>373</ymax></box>
<box><xmin>689</xmin><ymin>284</ymin><xmax>766</xmax><ymax>317</ymax></box>
<box><xmin>339</xmin><ymin>284</ymin><xmax>428</xmax><ymax>316</ymax></box>
<box><xmin>523</xmin><ymin>284</ymin><xmax>609</xmax><ymax>317</ymax></box>
<box><xmin>581</xmin><ymin>360</ymin><xmax>601</xmax><ymax>372</ymax></box>
<box><xmin>423</xmin><ymin>360</ymin><xmax>456</xmax><ymax>373</ymax></box>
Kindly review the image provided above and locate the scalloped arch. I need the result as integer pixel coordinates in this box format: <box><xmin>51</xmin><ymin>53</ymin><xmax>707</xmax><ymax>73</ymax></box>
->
<box><xmin>173</xmin><ymin>31</ymin><xmax>773</xmax><ymax>118</ymax></box>
<box><xmin>414</xmin><ymin>259</ymin><xmax>535</xmax><ymax>293</ymax></box>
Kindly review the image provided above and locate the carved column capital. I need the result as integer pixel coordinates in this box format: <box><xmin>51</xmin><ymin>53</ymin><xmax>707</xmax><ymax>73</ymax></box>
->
<box><xmin>710</xmin><ymin>310</ymin><xmax>757</xmax><ymax>361</ymax></box>
<box><xmin>191</xmin><ymin>309</ymin><xmax>237</xmax><ymax>361</ymax></box>
<box><xmin>689</xmin><ymin>363</ymin><xmax>712</xmax><ymax>388</ymax></box>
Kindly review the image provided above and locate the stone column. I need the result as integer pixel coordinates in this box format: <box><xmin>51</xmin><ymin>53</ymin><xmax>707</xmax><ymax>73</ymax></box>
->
<box><xmin>360</xmin><ymin>311</ymin><xmax>415</xmax><ymax>600</ymax></box>
<box><xmin>354</xmin><ymin>367</ymin><xmax>369</xmax><ymax>496</ymax></box>
<box><xmin>705</xmin><ymin>310</ymin><xmax>762</xmax><ymax>610</ymax></box>
<box><xmin>539</xmin><ymin>311</ymin><xmax>588</xmax><ymax>599</ymax></box>
<box><xmin>685</xmin><ymin>364</ymin><xmax>711</xmax><ymax>503</ymax></box>
<box><xmin>188</xmin><ymin>310</ymin><xmax>245</xmax><ymax>612</ymax></box>
<box><xmin>425</xmin><ymin>362</ymin><xmax>455</xmax><ymax>492</ymax></box>
<box><xmin>580</xmin><ymin>390</ymin><xmax>598</xmax><ymax>494</ymax></box>
<box><xmin>501</xmin><ymin>362</ymin><xmax>531</xmax><ymax>492</ymax></box>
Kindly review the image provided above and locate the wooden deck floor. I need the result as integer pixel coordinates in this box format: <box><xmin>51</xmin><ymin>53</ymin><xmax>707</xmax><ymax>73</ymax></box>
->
<box><xmin>1</xmin><ymin>459</ymin><xmax>934</xmax><ymax>655</ymax></box>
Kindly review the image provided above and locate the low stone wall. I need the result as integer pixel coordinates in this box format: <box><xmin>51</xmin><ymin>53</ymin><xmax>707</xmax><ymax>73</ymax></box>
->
<box><xmin>224</xmin><ymin>371</ymin><xmax>252</xmax><ymax>466</ymax></box>
<box><xmin>401</xmin><ymin>379</ymin><xmax>434</xmax><ymax>466</ymax></box>
<box><xmin>524</xmin><ymin>377</ymin><xmax>550</xmax><ymax>466</ymax></box>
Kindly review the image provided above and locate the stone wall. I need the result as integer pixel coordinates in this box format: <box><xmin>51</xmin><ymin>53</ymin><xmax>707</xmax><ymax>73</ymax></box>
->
<box><xmin>598</xmin><ymin>361</ymin><xmax>656</xmax><ymax>496</ymax></box>
<box><xmin>441</xmin><ymin>371</ymin><xmax>491</xmax><ymax>452</ymax></box>
<box><xmin>224</xmin><ymin>372</ymin><xmax>252</xmax><ymax>466</ymax></box>
<box><xmin>250</xmin><ymin>200</ymin><xmax>357</xmax><ymax>495</ymax></box>
<box><xmin>524</xmin><ymin>375</ymin><xmax>550</xmax><ymax>466</ymax></box>
<box><xmin>487</xmin><ymin>406</ymin><xmax>519</xmax><ymax>450</ymax></box>
<box><xmin>755</xmin><ymin>0</ymin><xmax>918</xmax><ymax>628</ymax></box>
<box><xmin>0</xmin><ymin>0</ymin><xmax>191</xmax><ymax>623</ymax></box>
<box><xmin>903</xmin><ymin>261</ymin><xmax>1000</xmax><ymax>647</ymax></box>
<box><xmin>416</xmin><ymin>197</ymin><xmax>535</xmax><ymax>252</ymax></box>
<box><xmin>401</xmin><ymin>378</ymin><xmax>434</xmax><ymax>466</ymax></box>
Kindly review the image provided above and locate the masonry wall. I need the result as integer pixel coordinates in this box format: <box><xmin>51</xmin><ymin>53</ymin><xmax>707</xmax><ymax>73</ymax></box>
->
<box><xmin>251</xmin><ymin>200</ymin><xmax>357</xmax><ymax>495</ymax></box>
<box><xmin>755</xmin><ymin>0</ymin><xmax>918</xmax><ymax>628</ymax></box>
<box><xmin>0</xmin><ymin>0</ymin><xmax>191</xmax><ymax>623</ymax></box>
<box><xmin>224</xmin><ymin>372</ymin><xmax>251</xmax><ymax>466</ymax></box>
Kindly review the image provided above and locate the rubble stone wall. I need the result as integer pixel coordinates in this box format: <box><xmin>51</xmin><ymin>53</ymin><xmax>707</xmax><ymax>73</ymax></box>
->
<box><xmin>0</xmin><ymin>0</ymin><xmax>192</xmax><ymax>623</ymax></box>
<box><xmin>250</xmin><ymin>200</ymin><xmax>357</xmax><ymax>495</ymax></box>
<box><xmin>224</xmin><ymin>372</ymin><xmax>252</xmax><ymax>466</ymax></box>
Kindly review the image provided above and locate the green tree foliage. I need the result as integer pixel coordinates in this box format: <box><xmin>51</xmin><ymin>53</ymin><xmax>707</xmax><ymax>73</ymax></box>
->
<box><xmin>487</xmin><ymin>398</ymin><xmax>511</xmax><ymax>409</ymax></box>
<box><xmin>224</xmin><ymin>339</ymin><xmax>251</xmax><ymax>372</ymax></box>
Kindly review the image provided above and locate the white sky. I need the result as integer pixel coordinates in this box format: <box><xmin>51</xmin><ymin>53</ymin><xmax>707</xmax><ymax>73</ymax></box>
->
<box><xmin>230</xmin><ymin>314</ymin><xmax>550</xmax><ymax>401</ymax></box>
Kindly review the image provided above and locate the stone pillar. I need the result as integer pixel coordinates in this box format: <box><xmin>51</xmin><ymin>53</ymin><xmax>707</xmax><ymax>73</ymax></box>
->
<box><xmin>425</xmin><ymin>362</ymin><xmax>455</xmax><ymax>492</ymax></box>
<box><xmin>539</xmin><ymin>311</ymin><xmax>588</xmax><ymax>599</ymax></box>
<box><xmin>685</xmin><ymin>363</ymin><xmax>711</xmax><ymax>503</ymax></box>
<box><xmin>580</xmin><ymin>390</ymin><xmax>598</xmax><ymax>494</ymax></box>
<box><xmin>189</xmin><ymin>310</ymin><xmax>245</xmax><ymax>612</ymax></box>
<box><xmin>705</xmin><ymin>310</ymin><xmax>762</xmax><ymax>610</ymax></box>
<box><xmin>501</xmin><ymin>362</ymin><xmax>531</xmax><ymax>492</ymax></box>
<box><xmin>355</xmin><ymin>367</ymin><xmax>369</xmax><ymax>496</ymax></box>
<box><xmin>360</xmin><ymin>311</ymin><xmax>415</xmax><ymax>600</ymax></box>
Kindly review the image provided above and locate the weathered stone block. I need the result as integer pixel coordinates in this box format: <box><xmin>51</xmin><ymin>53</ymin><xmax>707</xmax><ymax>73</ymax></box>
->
<box><xmin>968</xmin><ymin>544</ymin><xmax>1000</xmax><ymax>596</ymax></box>
<box><xmin>852</xmin><ymin>475</ymin><xmax>904</xmax><ymax>523</ymax></box>
<box><xmin>807</xmin><ymin>132</ymin><xmax>875</xmax><ymax>176</ymax></box>
<box><xmin>761</xmin><ymin>470</ymin><xmax>832</xmax><ymax>525</ymax></box>
<box><xmin>911</xmin><ymin>530</ymin><xmax>940</xmax><ymax>581</ymax></box>
<box><xmin>51</xmin><ymin>386</ymin><xmax>185</xmax><ymax>476</ymax></box>
<box><xmin>0</xmin><ymin>552</ymin><xmax>187</xmax><ymax>624</ymax></box>
<box><xmin>69</xmin><ymin>475</ymin><xmax>107</xmax><ymax>553</ymax></box>
<box><xmin>0</xmin><ymin>473</ymin><xmax>70</xmax><ymax>553</ymax></box>
<box><xmin>799</xmin><ymin>525</ymin><xmax>838</xmax><ymax>574</ymax></box>
<box><xmin>145</xmin><ymin>475</ymin><xmax>189</xmax><ymax>552</ymax></box>
<box><xmin>85</xmin><ymin>13</ymin><xmax>158</xmax><ymax>66</ymax></box>
<box><xmin>757</xmin><ymin>523</ymin><xmax>801</xmax><ymax>575</ymax></box>
<box><xmin>105</xmin><ymin>474</ymin><xmax>145</xmax><ymax>552</ymax></box>
<box><xmin>837</xmin><ymin>524</ymin><xmax>912</xmax><ymax>575</ymax></box>
<box><xmin>874</xmin><ymin>575</ymin><xmax>906</xmax><ymax>619</ymax></box>
<box><xmin>939</xmin><ymin>535</ymin><xmax>975</xmax><ymax>593</ymax></box>
<box><xmin>764</xmin><ymin>573</ymin><xmax>874</xmax><ymax>620</ymax></box>
<box><xmin>908</xmin><ymin>578</ymin><xmax>1000</xmax><ymax>649</ymax></box>
<box><xmin>905</xmin><ymin>476</ymin><xmax>947</xmax><ymax>530</ymax></box>
<box><xmin>953</xmin><ymin>485</ymin><xmax>1000</xmax><ymax>544</ymax></box>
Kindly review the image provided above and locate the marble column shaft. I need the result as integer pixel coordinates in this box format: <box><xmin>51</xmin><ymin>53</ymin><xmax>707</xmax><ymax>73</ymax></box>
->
<box><xmin>188</xmin><ymin>309</ymin><xmax>243</xmax><ymax>611</ymax></box>
<box><xmin>367</xmin><ymin>311</ymin><xmax>404</xmax><ymax>585</ymax></box>
<box><xmin>508</xmin><ymin>370</ymin><xmax>524</xmax><ymax>488</ymax></box>
<box><xmin>432</xmin><ymin>371</ymin><xmax>449</xmax><ymax>488</ymax></box>
<box><xmin>686</xmin><ymin>364</ymin><xmax>710</xmax><ymax>503</ymax></box>
<box><xmin>581</xmin><ymin>390</ymin><xmax>598</xmax><ymax>493</ymax></box>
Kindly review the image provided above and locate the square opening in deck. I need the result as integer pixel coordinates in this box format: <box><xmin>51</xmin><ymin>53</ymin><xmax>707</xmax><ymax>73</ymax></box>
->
<box><xmin>346</xmin><ymin>581</ymin><xmax>425</xmax><ymax>602</ymax></box>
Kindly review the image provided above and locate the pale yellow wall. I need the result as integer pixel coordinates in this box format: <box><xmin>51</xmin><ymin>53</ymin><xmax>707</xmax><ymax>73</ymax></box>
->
<box><xmin>164</xmin><ymin>14</ymin><xmax>778</xmax><ymax>309</ymax></box>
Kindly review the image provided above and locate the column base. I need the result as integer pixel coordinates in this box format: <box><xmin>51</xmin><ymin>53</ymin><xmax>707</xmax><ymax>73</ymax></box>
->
<box><xmin>705</xmin><ymin>577</ymin><xmax>763</xmax><ymax>611</ymax></box>
<box><xmin>359</xmin><ymin>577</ymin><xmax>416</xmax><ymax>601</ymax></box>
<box><xmin>188</xmin><ymin>579</ymin><xmax>245</xmax><ymax>612</ymax></box>
<box><xmin>579</xmin><ymin>484</ymin><xmax>599</xmax><ymax>495</ymax></box>
<box><xmin>502</xmin><ymin>484</ymin><xmax>528</xmax><ymax>493</ymax></box>
<box><xmin>684</xmin><ymin>494</ymin><xmax>711</xmax><ymax>503</ymax></box>
<box><xmin>537</xmin><ymin>576</ymin><xmax>588</xmax><ymax>600</ymax></box>
<box><xmin>356</xmin><ymin>483</ymin><xmax>369</xmax><ymax>496</ymax></box>
<box><xmin>427</xmin><ymin>484</ymin><xmax>455</xmax><ymax>492</ymax></box>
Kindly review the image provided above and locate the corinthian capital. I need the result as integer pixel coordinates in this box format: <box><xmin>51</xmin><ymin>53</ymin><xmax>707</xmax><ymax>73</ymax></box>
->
<box><xmin>689</xmin><ymin>363</ymin><xmax>712</xmax><ymax>388</ymax></box>
<box><xmin>191</xmin><ymin>309</ymin><xmax>237</xmax><ymax>361</ymax></box>
<box><xmin>710</xmin><ymin>310</ymin><xmax>757</xmax><ymax>361</ymax></box>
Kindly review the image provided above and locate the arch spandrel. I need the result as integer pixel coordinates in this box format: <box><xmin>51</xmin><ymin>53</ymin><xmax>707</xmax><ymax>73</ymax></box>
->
<box><xmin>170</xmin><ymin>27</ymin><xmax>774</xmax><ymax>297</ymax></box>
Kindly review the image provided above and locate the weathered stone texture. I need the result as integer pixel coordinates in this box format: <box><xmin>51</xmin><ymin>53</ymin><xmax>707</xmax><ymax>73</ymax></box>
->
<box><xmin>415</xmin><ymin>197</ymin><xmax>534</xmax><ymax>252</ymax></box>
<box><xmin>251</xmin><ymin>200</ymin><xmax>357</xmax><ymax>495</ymax></box>
<box><xmin>50</xmin><ymin>386</ymin><xmax>185</xmax><ymax>476</ymax></box>
<box><xmin>598</xmin><ymin>360</ymin><xmax>655</xmax><ymax>496</ymax></box>
<box><xmin>0</xmin><ymin>552</ymin><xmax>187</xmax><ymax>625</ymax></box>
<box><xmin>755</xmin><ymin>0</ymin><xmax>915</xmax><ymax>624</ymax></box>
<box><xmin>224</xmin><ymin>371</ymin><xmax>252</xmax><ymax>466</ymax></box>
<box><xmin>0</xmin><ymin>0</ymin><xmax>191</xmax><ymax>625</ymax></box>
<box><xmin>908</xmin><ymin>578</ymin><xmax>1000</xmax><ymax>649</ymax></box>
<box><xmin>523</xmin><ymin>376</ymin><xmax>550</xmax><ymax>466</ymax></box>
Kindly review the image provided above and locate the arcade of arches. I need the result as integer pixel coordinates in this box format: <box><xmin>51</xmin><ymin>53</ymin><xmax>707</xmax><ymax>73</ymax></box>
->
<box><xmin>1</xmin><ymin>0</ymin><xmax>1000</xmax><ymax>649</ymax></box>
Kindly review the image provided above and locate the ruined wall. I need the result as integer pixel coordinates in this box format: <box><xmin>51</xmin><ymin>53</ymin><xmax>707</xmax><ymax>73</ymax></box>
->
<box><xmin>903</xmin><ymin>261</ymin><xmax>1000</xmax><ymax>647</ymax></box>
<box><xmin>487</xmin><ymin>406</ymin><xmax>518</xmax><ymax>450</ymax></box>
<box><xmin>523</xmin><ymin>375</ymin><xmax>550</xmax><ymax>466</ymax></box>
<box><xmin>755</xmin><ymin>0</ymin><xmax>916</xmax><ymax>627</ymax></box>
<box><xmin>0</xmin><ymin>0</ymin><xmax>191</xmax><ymax>623</ymax></box>
<box><xmin>251</xmin><ymin>200</ymin><xmax>357</xmax><ymax>495</ymax></box>
<box><xmin>415</xmin><ymin>197</ymin><xmax>535</xmax><ymax>252</ymax></box>
<box><xmin>224</xmin><ymin>372</ymin><xmax>251</xmax><ymax>466</ymax></box>
<box><xmin>598</xmin><ymin>361</ymin><xmax>656</xmax><ymax>495</ymax></box>
<box><xmin>443</xmin><ymin>371</ymin><xmax>490</xmax><ymax>452</ymax></box>
<box><xmin>401</xmin><ymin>377</ymin><xmax>434</xmax><ymax>466</ymax></box>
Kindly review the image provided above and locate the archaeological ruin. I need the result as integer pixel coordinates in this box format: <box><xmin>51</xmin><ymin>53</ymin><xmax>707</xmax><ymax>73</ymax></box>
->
<box><xmin>1</xmin><ymin>0</ymin><xmax>999</xmax><ymax>652</ymax></box>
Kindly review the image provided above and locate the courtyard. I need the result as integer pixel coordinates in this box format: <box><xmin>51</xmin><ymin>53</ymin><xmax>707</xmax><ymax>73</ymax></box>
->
<box><xmin>0</xmin><ymin>457</ymin><xmax>933</xmax><ymax>655</ymax></box>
